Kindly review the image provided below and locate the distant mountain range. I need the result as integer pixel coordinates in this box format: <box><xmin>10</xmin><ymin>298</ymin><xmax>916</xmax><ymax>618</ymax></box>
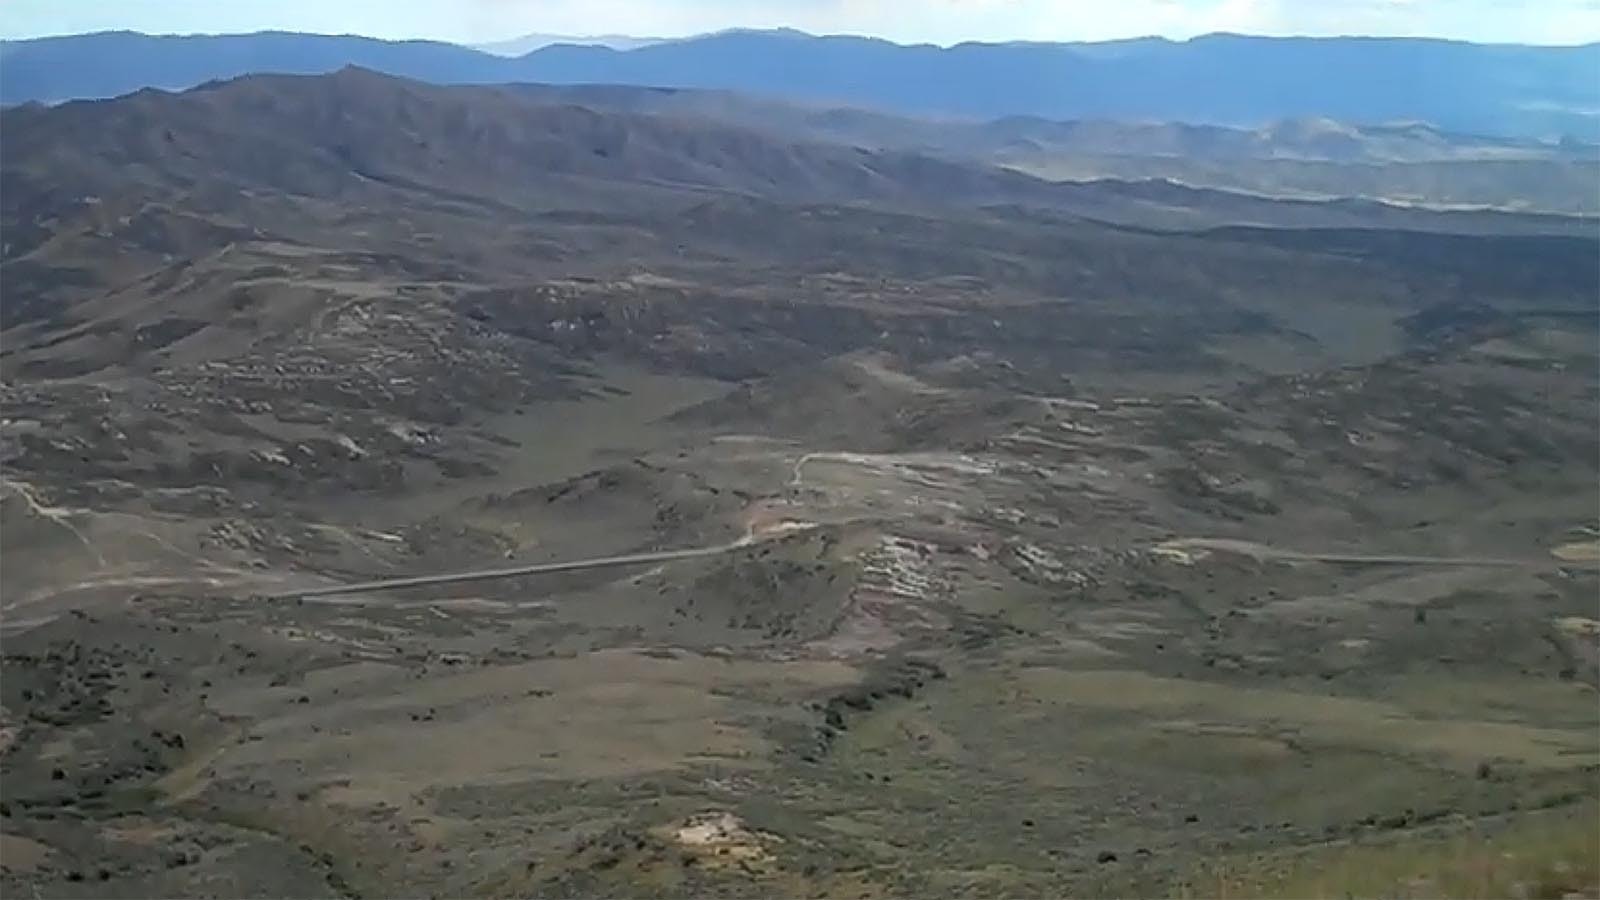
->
<box><xmin>495</xmin><ymin>82</ymin><xmax>1593</xmax><ymax>163</ymax></box>
<box><xmin>3</xmin><ymin>29</ymin><xmax>1597</xmax><ymax>139</ymax></box>
<box><xmin>488</xmin><ymin>83</ymin><xmax>1600</xmax><ymax>213</ymax></box>
<box><xmin>5</xmin><ymin>66</ymin><xmax>1578</xmax><ymax>264</ymax></box>
<box><xmin>471</xmin><ymin>33</ymin><xmax>664</xmax><ymax>57</ymax></box>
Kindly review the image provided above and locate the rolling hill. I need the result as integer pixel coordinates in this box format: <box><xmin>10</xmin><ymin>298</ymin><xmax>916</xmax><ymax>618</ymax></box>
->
<box><xmin>8</xmin><ymin>66</ymin><xmax>1585</xmax><ymax>268</ymax></box>
<box><xmin>486</xmin><ymin>83</ymin><xmax>1600</xmax><ymax>212</ymax></box>
<box><xmin>1</xmin><ymin>53</ymin><xmax>1597</xmax><ymax>900</ymax></box>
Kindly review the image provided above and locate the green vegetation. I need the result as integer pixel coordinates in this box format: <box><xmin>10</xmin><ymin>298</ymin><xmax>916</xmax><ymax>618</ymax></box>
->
<box><xmin>2</xmin><ymin>67</ymin><xmax>1596</xmax><ymax>899</ymax></box>
<box><xmin>1182</xmin><ymin>804</ymin><xmax>1600</xmax><ymax>899</ymax></box>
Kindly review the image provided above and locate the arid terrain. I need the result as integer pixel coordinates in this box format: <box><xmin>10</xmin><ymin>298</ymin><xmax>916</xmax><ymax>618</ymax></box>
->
<box><xmin>1</xmin><ymin>69</ymin><xmax>1597</xmax><ymax>898</ymax></box>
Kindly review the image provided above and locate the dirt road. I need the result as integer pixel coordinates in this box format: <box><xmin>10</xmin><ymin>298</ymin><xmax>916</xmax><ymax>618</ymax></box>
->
<box><xmin>262</xmin><ymin>538</ymin><xmax>759</xmax><ymax>600</ymax></box>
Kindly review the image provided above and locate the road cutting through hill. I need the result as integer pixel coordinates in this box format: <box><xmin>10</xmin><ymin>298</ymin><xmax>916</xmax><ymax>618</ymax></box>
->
<box><xmin>263</xmin><ymin>521</ymin><xmax>822</xmax><ymax>600</ymax></box>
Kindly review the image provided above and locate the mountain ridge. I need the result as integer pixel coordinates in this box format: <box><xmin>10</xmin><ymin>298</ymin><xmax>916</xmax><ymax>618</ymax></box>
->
<box><xmin>5</xmin><ymin>29</ymin><xmax>1597</xmax><ymax>138</ymax></box>
<box><xmin>4</xmin><ymin>66</ymin><xmax>1584</xmax><ymax>246</ymax></box>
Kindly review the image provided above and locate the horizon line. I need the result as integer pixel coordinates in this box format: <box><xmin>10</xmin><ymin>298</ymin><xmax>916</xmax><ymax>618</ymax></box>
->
<box><xmin>4</xmin><ymin>27</ymin><xmax>1598</xmax><ymax>51</ymax></box>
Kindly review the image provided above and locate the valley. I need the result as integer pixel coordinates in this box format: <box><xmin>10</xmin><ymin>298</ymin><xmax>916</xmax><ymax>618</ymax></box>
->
<box><xmin>0</xmin><ymin>67</ymin><xmax>1597</xmax><ymax>898</ymax></box>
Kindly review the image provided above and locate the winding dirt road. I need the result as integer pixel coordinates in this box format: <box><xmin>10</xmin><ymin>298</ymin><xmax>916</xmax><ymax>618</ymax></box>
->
<box><xmin>271</xmin><ymin>529</ymin><xmax>1598</xmax><ymax>604</ymax></box>
<box><xmin>261</xmin><ymin>537</ymin><xmax>758</xmax><ymax>600</ymax></box>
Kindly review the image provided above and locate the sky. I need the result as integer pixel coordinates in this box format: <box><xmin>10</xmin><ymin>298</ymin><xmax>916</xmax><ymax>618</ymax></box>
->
<box><xmin>4</xmin><ymin>0</ymin><xmax>1598</xmax><ymax>46</ymax></box>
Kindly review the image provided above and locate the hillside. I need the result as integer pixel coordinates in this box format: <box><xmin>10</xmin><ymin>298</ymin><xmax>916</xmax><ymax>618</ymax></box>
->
<box><xmin>491</xmin><ymin>83</ymin><xmax>1600</xmax><ymax>213</ymax></box>
<box><xmin>8</xmin><ymin>67</ymin><xmax>1585</xmax><ymax>278</ymax></box>
<box><xmin>1</xmin><ymin>59</ymin><xmax>1597</xmax><ymax>900</ymax></box>
<box><xmin>495</xmin><ymin>83</ymin><xmax>1594</xmax><ymax>162</ymax></box>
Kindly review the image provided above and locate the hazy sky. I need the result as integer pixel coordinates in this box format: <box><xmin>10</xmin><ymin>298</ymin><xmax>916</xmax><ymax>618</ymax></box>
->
<box><xmin>5</xmin><ymin>0</ymin><xmax>1598</xmax><ymax>45</ymax></box>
